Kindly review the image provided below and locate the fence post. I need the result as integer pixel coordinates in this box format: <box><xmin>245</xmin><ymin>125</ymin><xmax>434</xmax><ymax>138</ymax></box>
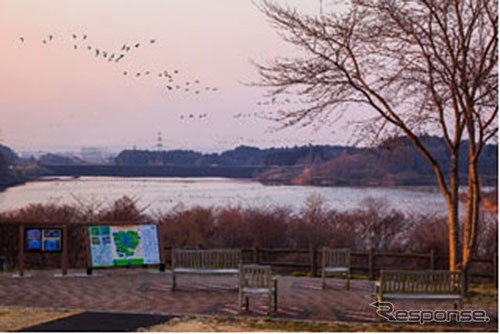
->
<box><xmin>18</xmin><ymin>224</ymin><xmax>24</xmax><ymax>277</ymax></box>
<box><xmin>368</xmin><ymin>248</ymin><xmax>375</xmax><ymax>280</ymax></box>
<box><xmin>62</xmin><ymin>225</ymin><xmax>68</xmax><ymax>276</ymax></box>
<box><xmin>494</xmin><ymin>253</ymin><xmax>497</xmax><ymax>287</ymax></box>
<box><xmin>430</xmin><ymin>249</ymin><xmax>435</xmax><ymax>269</ymax></box>
<box><xmin>253</xmin><ymin>247</ymin><xmax>259</xmax><ymax>264</ymax></box>
<box><xmin>310</xmin><ymin>246</ymin><xmax>317</xmax><ymax>277</ymax></box>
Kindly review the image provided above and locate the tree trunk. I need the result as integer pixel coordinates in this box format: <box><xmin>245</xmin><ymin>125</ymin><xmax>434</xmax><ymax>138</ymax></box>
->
<box><xmin>462</xmin><ymin>160</ymin><xmax>481</xmax><ymax>295</ymax></box>
<box><xmin>446</xmin><ymin>190</ymin><xmax>460</xmax><ymax>272</ymax></box>
<box><xmin>444</xmin><ymin>154</ymin><xmax>460</xmax><ymax>272</ymax></box>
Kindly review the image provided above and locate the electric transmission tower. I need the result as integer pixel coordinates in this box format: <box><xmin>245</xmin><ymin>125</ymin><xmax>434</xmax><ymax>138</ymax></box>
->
<box><xmin>156</xmin><ymin>131</ymin><xmax>164</xmax><ymax>151</ymax></box>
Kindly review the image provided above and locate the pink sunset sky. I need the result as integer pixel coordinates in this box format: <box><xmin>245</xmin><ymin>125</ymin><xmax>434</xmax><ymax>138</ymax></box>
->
<box><xmin>0</xmin><ymin>0</ymin><xmax>361</xmax><ymax>153</ymax></box>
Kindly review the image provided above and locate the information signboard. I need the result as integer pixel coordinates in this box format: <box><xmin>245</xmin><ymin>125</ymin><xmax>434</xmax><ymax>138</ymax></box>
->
<box><xmin>25</xmin><ymin>228</ymin><xmax>62</xmax><ymax>252</ymax></box>
<box><xmin>88</xmin><ymin>224</ymin><xmax>160</xmax><ymax>268</ymax></box>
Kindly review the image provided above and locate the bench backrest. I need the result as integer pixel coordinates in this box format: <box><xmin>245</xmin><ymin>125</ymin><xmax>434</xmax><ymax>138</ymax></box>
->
<box><xmin>323</xmin><ymin>248</ymin><xmax>350</xmax><ymax>268</ymax></box>
<box><xmin>172</xmin><ymin>249</ymin><xmax>241</xmax><ymax>269</ymax></box>
<box><xmin>380</xmin><ymin>270</ymin><xmax>463</xmax><ymax>295</ymax></box>
<box><xmin>239</xmin><ymin>264</ymin><xmax>272</xmax><ymax>289</ymax></box>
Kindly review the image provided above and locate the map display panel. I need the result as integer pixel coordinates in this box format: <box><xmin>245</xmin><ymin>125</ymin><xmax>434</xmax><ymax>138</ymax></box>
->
<box><xmin>88</xmin><ymin>224</ymin><xmax>160</xmax><ymax>268</ymax></box>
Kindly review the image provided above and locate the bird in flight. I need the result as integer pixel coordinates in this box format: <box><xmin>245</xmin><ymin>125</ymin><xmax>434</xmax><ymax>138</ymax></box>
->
<box><xmin>19</xmin><ymin>37</ymin><xmax>24</xmax><ymax>42</ymax></box>
<box><xmin>150</xmin><ymin>39</ymin><xmax>156</xmax><ymax>44</ymax></box>
<box><xmin>72</xmin><ymin>34</ymin><xmax>77</xmax><ymax>39</ymax></box>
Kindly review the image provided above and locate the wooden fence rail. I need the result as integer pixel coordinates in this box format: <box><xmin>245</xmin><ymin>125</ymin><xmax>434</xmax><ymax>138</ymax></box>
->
<box><xmin>163</xmin><ymin>247</ymin><xmax>497</xmax><ymax>283</ymax></box>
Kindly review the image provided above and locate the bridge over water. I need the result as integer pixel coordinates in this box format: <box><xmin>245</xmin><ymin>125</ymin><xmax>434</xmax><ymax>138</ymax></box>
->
<box><xmin>41</xmin><ymin>164</ymin><xmax>273</xmax><ymax>179</ymax></box>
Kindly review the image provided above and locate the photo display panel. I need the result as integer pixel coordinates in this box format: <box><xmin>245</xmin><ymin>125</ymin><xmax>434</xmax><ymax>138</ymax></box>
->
<box><xmin>25</xmin><ymin>228</ymin><xmax>62</xmax><ymax>252</ymax></box>
<box><xmin>26</xmin><ymin>228</ymin><xmax>42</xmax><ymax>251</ymax></box>
<box><xmin>42</xmin><ymin>229</ymin><xmax>62</xmax><ymax>252</ymax></box>
<box><xmin>88</xmin><ymin>224</ymin><xmax>160</xmax><ymax>268</ymax></box>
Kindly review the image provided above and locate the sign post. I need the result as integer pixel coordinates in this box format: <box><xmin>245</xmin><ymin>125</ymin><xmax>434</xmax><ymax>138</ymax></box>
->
<box><xmin>18</xmin><ymin>224</ymin><xmax>67</xmax><ymax>277</ymax></box>
<box><xmin>83</xmin><ymin>225</ymin><xmax>92</xmax><ymax>276</ymax></box>
<box><xmin>18</xmin><ymin>224</ymin><xmax>24</xmax><ymax>277</ymax></box>
<box><xmin>62</xmin><ymin>225</ymin><xmax>68</xmax><ymax>275</ymax></box>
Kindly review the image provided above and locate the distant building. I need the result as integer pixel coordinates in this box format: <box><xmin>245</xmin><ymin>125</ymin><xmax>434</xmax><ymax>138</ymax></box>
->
<box><xmin>80</xmin><ymin>147</ymin><xmax>106</xmax><ymax>164</ymax></box>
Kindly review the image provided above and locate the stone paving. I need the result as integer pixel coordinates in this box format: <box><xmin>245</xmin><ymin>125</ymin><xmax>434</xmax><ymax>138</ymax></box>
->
<box><xmin>0</xmin><ymin>269</ymin><xmax>490</xmax><ymax>323</ymax></box>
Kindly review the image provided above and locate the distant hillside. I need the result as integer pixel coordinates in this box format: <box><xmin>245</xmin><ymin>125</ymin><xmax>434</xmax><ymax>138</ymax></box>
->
<box><xmin>0</xmin><ymin>145</ymin><xmax>19</xmax><ymax>164</ymax></box>
<box><xmin>62</xmin><ymin>137</ymin><xmax>499</xmax><ymax>186</ymax></box>
<box><xmin>0</xmin><ymin>145</ymin><xmax>24</xmax><ymax>190</ymax></box>
<box><xmin>114</xmin><ymin>145</ymin><xmax>352</xmax><ymax>167</ymax></box>
<box><xmin>257</xmin><ymin>137</ymin><xmax>498</xmax><ymax>186</ymax></box>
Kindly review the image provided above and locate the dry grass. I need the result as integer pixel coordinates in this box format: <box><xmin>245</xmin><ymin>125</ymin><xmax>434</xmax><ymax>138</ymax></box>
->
<box><xmin>139</xmin><ymin>315</ymin><xmax>497</xmax><ymax>332</ymax></box>
<box><xmin>466</xmin><ymin>283</ymin><xmax>498</xmax><ymax>309</ymax></box>
<box><xmin>0</xmin><ymin>306</ymin><xmax>78</xmax><ymax>332</ymax></box>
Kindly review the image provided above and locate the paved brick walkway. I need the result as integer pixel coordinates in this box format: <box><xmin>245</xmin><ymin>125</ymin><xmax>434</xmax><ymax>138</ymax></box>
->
<box><xmin>0</xmin><ymin>269</ymin><xmax>490</xmax><ymax>323</ymax></box>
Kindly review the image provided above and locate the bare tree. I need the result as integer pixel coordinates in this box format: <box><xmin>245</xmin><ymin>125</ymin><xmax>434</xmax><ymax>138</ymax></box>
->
<box><xmin>255</xmin><ymin>0</ymin><xmax>497</xmax><ymax>278</ymax></box>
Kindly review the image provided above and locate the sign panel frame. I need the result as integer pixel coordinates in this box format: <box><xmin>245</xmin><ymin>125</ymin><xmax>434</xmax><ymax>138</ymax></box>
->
<box><xmin>87</xmin><ymin>224</ymin><xmax>161</xmax><ymax>270</ymax></box>
<box><xmin>18</xmin><ymin>224</ymin><xmax>68</xmax><ymax>277</ymax></box>
<box><xmin>25</xmin><ymin>227</ymin><xmax>63</xmax><ymax>253</ymax></box>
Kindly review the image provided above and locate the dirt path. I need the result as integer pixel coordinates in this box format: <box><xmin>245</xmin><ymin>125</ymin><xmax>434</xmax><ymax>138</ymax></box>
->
<box><xmin>0</xmin><ymin>306</ymin><xmax>78</xmax><ymax>331</ymax></box>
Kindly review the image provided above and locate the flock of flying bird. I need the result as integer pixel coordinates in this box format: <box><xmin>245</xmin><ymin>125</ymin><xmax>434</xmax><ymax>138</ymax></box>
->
<box><xmin>18</xmin><ymin>32</ymin><xmax>220</xmax><ymax>122</ymax></box>
<box><xmin>16</xmin><ymin>31</ymin><xmax>309</xmax><ymax>148</ymax></box>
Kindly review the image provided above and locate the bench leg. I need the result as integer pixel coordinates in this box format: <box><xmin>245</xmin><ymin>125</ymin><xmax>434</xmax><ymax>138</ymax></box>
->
<box><xmin>238</xmin><ymin>291</ymin><xmax>243</xmax><ymax>312</ymax></box>
<box><xmin>273</xmin><ymin>280</ymin><xmax>278</xmax><ymax>312</ymax></box>
<box><xmin>171</xmin><ymin>272</ymin><xmax>176</xmax><ymax>290</ymax></box>
<box><xmin>267</xmin><ymin>293</ymin><xmax>272</xmax><ymax>315</ymax></box>
<box><xmin>321</xmin><ymin>269</ymin><xmax>326</xmax><ymax>290</ymax></box>
<box><xmin>455</xmin><ymin>299</ymin><xmax>463</xmax><ymax>310</ymax></box>
<box><xmin>375</xmin><ymin>295</ymin><xmax>384</xmax><ymax>322</ymax></box>
<box><xmin>245</xmin><ymin>296</ymin><xmax>249</xmax><ymax>311</ymax></box>
<box><xmin>346</xmin><ymin>271</ymin><xmax>350</xmax><ymax>290</ymax></box>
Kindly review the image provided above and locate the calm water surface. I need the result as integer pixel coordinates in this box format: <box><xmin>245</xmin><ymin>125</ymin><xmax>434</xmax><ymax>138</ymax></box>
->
<box><xmin>0</xmin><ymin>177</ymin><xmax>453</xmax><ymax>215</ymax></box>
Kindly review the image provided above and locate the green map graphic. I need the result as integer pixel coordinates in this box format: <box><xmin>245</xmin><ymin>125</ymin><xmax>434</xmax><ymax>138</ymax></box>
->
<box><xmin>113</xmin><ymin>231</ymin><xmax>140</xmax><ymax>257</ymax></box>
<box><xmin>89</xmin><ymin>225</ymin><xmax>159</xmax><ymax>268</ymax></box>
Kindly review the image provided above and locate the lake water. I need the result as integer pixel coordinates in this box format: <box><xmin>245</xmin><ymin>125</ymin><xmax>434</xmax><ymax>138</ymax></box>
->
<box><xmin>0</xmin><ymin>177</ymin><xmax>457</xmax><ymax>216</ymax></box>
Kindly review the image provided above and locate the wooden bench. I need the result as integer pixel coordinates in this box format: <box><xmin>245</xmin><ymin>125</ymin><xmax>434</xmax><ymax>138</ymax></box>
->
<box><xmin>171</xmin><ymin>249</ymin><xmax>242</xmax><ymax>290</ymax></box>
<box><xmin>238</xmin><ymin>264</ymin><xmax>278</xmax><ymax>315</ymax></box>
<box><xmin>322</xmin><ymin>248</ymin><xmax>351</xmax><ymax>290</ymax></box>
<box><xmin>375</xmin><ymin>270</ymin><xmax>464</xmax><ymax>310</ymax></box>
